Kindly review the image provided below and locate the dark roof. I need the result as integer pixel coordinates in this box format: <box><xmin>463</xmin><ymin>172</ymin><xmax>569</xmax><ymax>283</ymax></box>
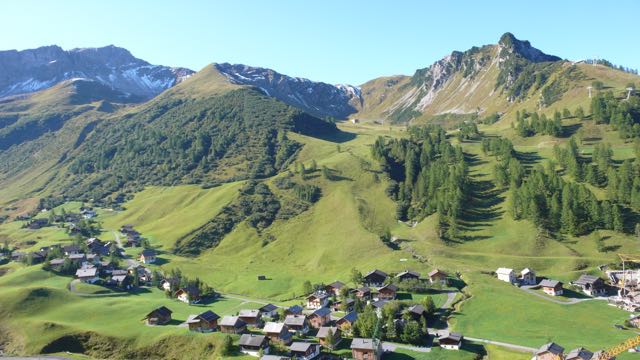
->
<box><xmin>429</xmin><ymin>269</ymin><xmax>447</xmax><ymax>277</ymax></box>
<box><xmin>438</xmin><ymin>332</ymin><xmax>463</xmax><ymax>342</ymax></box>
<box><xmin>284</xmin><ymin>314</ymin><xmax>307</xmax><ymax>326</ymax></box>
<box><xmin>371</xmin><ymin>299</ymin><xmax>388</xmax><ymax>308</ymax></box>
<box><xmin>566</xmin><ymin>347</ymin><xmax>594</xmax><ymax>360</ymax></box>
<box><xmin>407</xmin><ymin>304</ymin><xmax>425</xmax><ymax>315</ymax></box>
<box><xmin>148</xmin><ymin>306</ymin><xmax>172</xmax><ymax>318</ymax></box>
<box><xmin>327</xmin><ymin>281</ymin><xmax>345</xmax><ymax>289</ymax></box>
<box><xmin>537</xmin><ymin>342</ymin><xmax>565</xmax><ymax>355</ymax></box>
<box><xmin>338</xmin><ymin>311</ymin><xmax>358</xmax><ymax>324</ymax></box>
<box><xmin>63</xmin><ymin>244</ymin><xmax>80</xmax><ymax>252</ymax></box>
<box><xmin>239</xmin><ymin>334</ymin><xmax>267</xmax><ymax>347</ymax></box>
<box><xmin>287</xmin><ymin>305</ymin><xmax>303</xmax><ymax>314</ymax></box>
<box><xmin>351</xmin><ymin>338</ymin><xmax>378</xmax><ymax>350</ymax></box>
<box><xmin>259</xmin><ymin>303</ymin><xmax>279</xmax><ymax>312</ymax></box>
<box><xmin>49</xmin><ymin>258</ymin><xmax>65</xmax><ymax>265</ymax></box>
<box><xmin>355</xmin><ymin>286</ymin><xmax>371</xmax><ymax>293</ymax></box>
<box><xmin>306</xmin><ymin>292</ymin><xmax>328</xmax><ymax>300</ymax></box>
<box><xmin>140</xmin><ymin>249</ymin><xmax>156</xmax><ymax>257</ymax></box>
<box><xmin>364</xmin><ymin>269</ymin><xmax>388</xmax><ymax>279</ymax></box>
<box><xmin>540</xmin><ymin>279</ymin><xmax>562</xmax><ymax>288</ymax></box>
<box><xmin>311</xmin><ymin>307</ymin><xmax>331</xmax><ymax>317</ymax></box>
<box><xmin>574</xmin><ymin>275</ymin><xmax>603</xmax><ymax>286</ymax></box>
<box><xmin>290</xmin><ymin>342</ymin><xmax>319</xmax><ymax>353</ymax></box>
<box><xmin>176</xmin><ymin>286</ymin><xmax>200</xmax><ymax>297</ymax></box>
<box><xmin>197</xmin><ymin>310</ymin><xmax>220</xmax><ymax>322</ymax></box>
<box><xmin>379</xmin><ymin>284</ymin><xmax>398</xmax><ymax>292</ymax></box>
<box><xmin>316</xmin><ymin>326</ymin><xmax>338</xmax><ymax>338</ymax></box>
<box><xmin>396</xmin><ymin>270</ymin><xmax>420</xmax><ymax>278</ymax></box>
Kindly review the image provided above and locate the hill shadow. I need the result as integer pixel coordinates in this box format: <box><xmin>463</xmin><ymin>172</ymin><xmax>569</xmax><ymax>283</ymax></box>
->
<box><xmin>312</xmin><ymin>129</ymin><xmax>357</xmax><ymax>143</ymax></box>
<box><xmin>515</xmin><ymin>151</ymin><xmax>543</xmax><ymax>168</ymax></box>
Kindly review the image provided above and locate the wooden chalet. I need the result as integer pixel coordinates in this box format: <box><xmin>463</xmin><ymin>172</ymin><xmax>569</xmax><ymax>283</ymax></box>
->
<box><xmin>175</xmin><ymin>286</ymin><xmax>201</xmax><ymax>304</ymax></box>
<box><xmin>219</xmin><ymin>316</ymin><xmax>247</xmax><ymax>334</ymax></box>
<box><xmin>363</xmin><ymin>269</ymin><xmax>388</xmax><ymax>287</ymax></box>
<box><xmin>325</xmin><ymin>281</ymin><xmax>346</xmax><ymax>296</ymax></box>
<box><xmin>263</xmin><ymin>322</ymin><xmax>293</xmax><ymax>345</ymax></box>
<box><xmin>565</xmin><ymin>347</ymin><xmax>594</xmax><ymax>360</ymax></box>
<box><xmin>540</xmin><ymin>279</ymin><xmax>563</xmax><ymax>296</ymax></box>
<box><xmin>438</xmin><ymin>332</ymin><xmax>463</xmax><ymax>350</ymax></box>
<box><xmin>573</xmin><ymin>275</ymin><xmax>607</xmax><ymax>296</ymax></box>
<box><xmin>336</xmin><ymin>311</ymin><xmax>358</xmax><ymax>332</ymax></box>
<box><xmin>377</xmin><ymin>284</ymin><xmax>398</xmax><ymax>300</ymax></box>
<box><xmin>239</xmin><ymin>334</ymin><xmax>270</xmax><ymax>357</ymax></box>
<box><xmin>429</xmin><ymin>269</ymin><xmax>448</xmax><ymax>285</ymax></box>
<box><xmin>306</xmin><ymin>292</ymin><xmax>329</xmax><ymax>309</ymax></box>
<box><xmin>143</xmin><ymin>306</ymin><xmax>172</xmax><ymax>325</ymax></box>
<box><xmin>289</xmin><ymin>342</ymin><xmax>321</xmax><ymax>360</ymax></box>
<box><xmin>351</xmin><ymin>338</ymin><xmax>381</xmax><ymax>360</ymax></box>
<box><xmin>187</xmin><ymin>310</ymin><xmax>220</xmax><ymax>332</ymax></box>
<box><xmin>308</xmin><ymin>307</ymin><xmax>331</xmax><ymax>329</ymax></box>
<box><xmin>535</xmin><ymin>342</ymin><xmax>564</xmax><ymax>360</ymax></box>
<box><xmin>239</xmin><ymin>309</ymin><xmax>263</xmax><ymax>327</ymax></box>
<box><xmin>316</xmin><ymin>326</ymin><xmax>341</xmax><ymax>347</ymax></box>
<box><xmin>138</xmin><ymin>249</ymin><xmax>156</xmax><ymax>264</ymax></box>
<box><xmin>259</xmin><ymin>303</ymin><xmax>279</xmax><ymax>319</ymax></box>
<box><xmin>395</xmin><ymin>270</ymin><xmax>420</xmax><ymax>282</ymax></box>
<box><xmin>284</xmin><ymin>314</ymin><xmax>309</xmax><ymax>335</ymax></box>
<box><xmin>352</xmin><ymin>286</ymin><xmax>372</xmax><ymax>300</ymax></box>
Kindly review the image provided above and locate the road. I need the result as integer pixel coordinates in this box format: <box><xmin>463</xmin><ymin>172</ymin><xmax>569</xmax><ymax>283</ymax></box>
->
<box><xmin>112</xmin><ymin>231</ymin><xmax>139</xmax><ymax>268</ymax></box>
<box><xmin>381</xmin><ymin>342</ymin><xmax>430</xmax><ymax>353</ymax></box>
<box><xmin>519</xmin><ymin>286</ymin><xmax>596</xmax><ymax>305</ymax></box>
<box><xmin>440</xmin><ymin>291</ymin><xmax>457</xmax><ymax>309</ymax></box>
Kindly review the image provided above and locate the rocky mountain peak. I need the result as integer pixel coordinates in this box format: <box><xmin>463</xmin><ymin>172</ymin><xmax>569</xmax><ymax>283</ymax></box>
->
<box><xmin>498</xmin><ymin>32</ymin><xmax>561</xmax><ymax>63</ymax></box>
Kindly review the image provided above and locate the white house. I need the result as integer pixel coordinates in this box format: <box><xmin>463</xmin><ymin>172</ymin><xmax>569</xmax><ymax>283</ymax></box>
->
<box><xmin>438</xmin><ymin>332</ymin><xmax>463</xmax><ymax>350</ymax></box>
<box><xmin>496</xmin><ymin>268</ymin><xmax>516</xmax><ymax>284</ymax></box>
<box><xmin>520</xmin><ymin>268</ymin><xmax>537</xmax><ymax>285</ymax></box>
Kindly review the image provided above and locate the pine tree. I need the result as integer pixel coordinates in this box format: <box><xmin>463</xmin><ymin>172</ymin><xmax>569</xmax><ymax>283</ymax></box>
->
<box><xmin>613</xmin><ymin>205</ymin><xmax>624</xmax><ymax>232</ymax></box>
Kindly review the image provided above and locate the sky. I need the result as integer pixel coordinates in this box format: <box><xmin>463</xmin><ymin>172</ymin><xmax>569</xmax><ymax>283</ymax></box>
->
<box><xmin>1</xmin><ymin>0</ymin><xmax>638</xmax><ymax>85</ymax></box>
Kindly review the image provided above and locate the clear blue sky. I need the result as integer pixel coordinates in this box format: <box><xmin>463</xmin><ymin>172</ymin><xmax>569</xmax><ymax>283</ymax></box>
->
<box><xmin>1</xmin><ymin>0</ymin><xmax>638</xmax><ymax>85</ymax></box>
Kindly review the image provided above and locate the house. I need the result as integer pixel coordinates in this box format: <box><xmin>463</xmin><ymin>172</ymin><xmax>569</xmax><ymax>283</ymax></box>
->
<box><xmin>219</xmin><ymin>316</ymin><xmax>247</xmax><ymax>334</ymax></box>
<box><xmin>263</xmin><ymin>322</ymin><xmax>293</xmax><ymax>345</ymax></box>
<box><xmin>160</xmin><ymin>278</ymin><xmax>178</xmax><ymax>292</ymax></box>
<box><xmin>143</xmin><ymin>306</ymin><xmax>172</xmax><ymax>325</ymax></box>
<box><xmin>496</xmin><ymin>268</ymin><xmax>516</xmax><ymax>283</ymax></box>
<box><xmin>351</xmin><ymin>338</ymin><xmax>381</xmax><ymax>360</ymax></box>
<box><xmin>371</xmin><ymin>299</ymin><xmax>388</xmax><ymax>318</ymax></box>
<box><xmin>259</xmin><ymin>303</ymin><xmax>280</xmax><ymax>319</ymax></box>
<box><xmin>540</xmin><ymin>279</ymin><xmax>563</xmax><ymax>296</ymax></box>
<box><xmin>336</xmin><ymin>311</ymin><xmax>358</xmax><ymax>332</ymax></box>
<box><xmin>428</xmin><ymin>269</ymin><xmax>448</xmax><ymax>285</ymax></box>
<box><xmin>325</xmin><ymin>281</ymin><xmax>346</xmax><ymax>296</ymax></box>
<box><xmin>49</xmin><ymin>258</ymin><xmax>65</xmax><ymax>270</ymax></box>
<box><xmin>239</xmin><ymin>334</ymin><xmax>270</xmax><ymax>357</ymax></box>
<box><xmin>63</xmin><ymin>244</ymin><xmax>81</xmax><ymax>256</ymax></box>
<box><xmin>110</xmin><ymin>274</ymin><xmax>130</xmax><ymax>288</ymax></box>
<box><xmin>520</xmin><ymin>268</ymin><xmax>537</xmax><ymax>285</ymax></box>
<box><xmin>565</xmin><ymin>347</ymin><xmax>594</xmax><ymax>360</ymax></box>
<box><xmin>284</xmin><ymin>315</ymin><xmax>309</xmax><ymax>335</ymax></box>
<box><xmin>316</xmin><ymin>326</ymin><xmax>341</xmax><ymax>347</ymax></box>
<box><xmin>438</xmin><ymin>332</ymin><xmax>463</xmax><ymax>350</ymax></box>
<box><xmin>353</xmin><ymin>287</ymin><xmax>372</xmax><ymax>300</ymax></box>
<box><xmin>289</xmin><ymin>342</ymin><xmax>321</xmax><ymax>360</ymax></box>
<box><xmin>286</xmin><ymin>305</ymin><xmax>304</xmax><ymax>315</ymax></box>
<box><xmin>175</xmin><ymin>286</ymin><xmax>201</xmax><ymax>304</ymax></box>
<box><xmin>306</xmin><ymin>292</ymin><xmax>329</xmax><ymax>309</ymax></box>
<box><xmin>574</xmin><ymin>275</ymin><xmax>607</xmax><ymax>296</ymax></box>
<box><xmin>396</xmin><ymin>270</ymin><xmax>420</xmax><ymax>282</ymax></box>
<box><xmin>535</xmin><ymin>342</ymin><xmax>565</xmax><ymax>360</ymax></box>
<box><xmin>239</xmin><ymin>309</ymin><xmax>263</xmax><ymax>327</ymax></box>
<box><xmin>331</xmin><ymin>298</ymin><xmax>354</xmax><ymax>312</ymax></box>
<box><xmin>187</xmin><ymin>310</ymin><xmax>220</xmax><ymax>332</ymax></box>
<box><xmin>406</xmin><ymin>304</ymin><xmax>426</xmax><ymax>320</ymax></box>
<box><xmin>377</xmin><ymin>284</ymin><xmax>398</xmax><ymax>300</ymax></box>
<box><xmin>68</xmin><ymin>253</ymin><xmax>87</xmax><ymax>264</ymax></box>
<box><xmin>363</xmin><ymin>269</ymin><xmax>388</xmax><ymax>287</ymax></box>
<box><xmin>351</xmin><ymin>118</ymin><xmax>360</xmax><ymax>124</ymax></box>
<box><xmin>139</xmin><ymin>249</ymin><xmax>156</xmax><ymax>264</ymax></box>
<box><xmin>75</xmin><ymin>267</ymin><xmax>99</xmax><ymax>283</ymax></box>
<box><xmin>308</xmin><ymin>307</ymin><xmax>331</xmax><ymax>329</ymax></box>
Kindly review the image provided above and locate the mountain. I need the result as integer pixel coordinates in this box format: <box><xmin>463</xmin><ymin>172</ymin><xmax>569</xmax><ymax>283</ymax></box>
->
<box><xmin>214</xmin><ymin>63</ymin><xmax>362</xmax><ymax>119</ymax></box>
<box><xmin>0</xmin><ymin>45</ymin><xmax>194</xmax><ymax>100</ymax></box>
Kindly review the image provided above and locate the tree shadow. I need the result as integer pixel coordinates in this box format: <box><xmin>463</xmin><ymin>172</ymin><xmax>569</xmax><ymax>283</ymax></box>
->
<box><xmin>560</xmin><ymin>123</ymin><xmax>582</xmax><ymax>138</ymax></box>
<box><xmin>514</xmin><ymin>151</ymin><xmax>543</xmax><ymax>168</ymax></box>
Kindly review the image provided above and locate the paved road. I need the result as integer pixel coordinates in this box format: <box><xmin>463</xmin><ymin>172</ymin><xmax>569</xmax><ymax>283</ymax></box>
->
<box><xmin>381</xmin><ymin>342</ymin><xmax>430</xmax><ymax>353</ymax></box>
<box><xmin>440</xmin><ymin>291</ymin><xmax>457</xmax><ymax>309</ymax></box>
<box><xmin>519</xmin><ymin>286</ymin><xmax>596</xmax><ymax>305</ymax></box>
<box><xmin>463</xmin><ymin>336</ymin><xmax>538</xmax><ymax>353</ymax></box>
<box><xmin>113</xmin><ymin>231</ymin><xmax>138</xmax><ymax>268</ymax></box>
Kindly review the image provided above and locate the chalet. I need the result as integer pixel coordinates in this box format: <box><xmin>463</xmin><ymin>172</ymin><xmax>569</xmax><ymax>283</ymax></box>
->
<box><xmin>30</xmin><ymin>251</ymin><xmax>46</xmax><ymax>264</ymax></box>
<box><xmin>75</xmin><ymin>267</ymin><xmax>99</xmax><ymax>283</ymax></box>
<box><xmin>573</xmin><ymin>275</ymin><xmax>607</xmax><ymax>296</ymax></box>
<box><xmin>125</xmin><ymin>236</ymin><xmax>141</xmax><ymax>248</ymax></box>
<box><xmin>68</xmin><ymin>253</ymin><xmax>87</xmax><ymax>264</ymax></box>
<box><xmin>286</xmin><ymin>305</ymin><xmax>304</xmax><ymax>315</ymax></box>
<box><xmin>331</xmin><ymin>298</ymin><xmax>354</xmax><ymax>312</ymax></box>
<box><xmin>565</xmin><ymin>347</ymin><xmax>594</xmax><ymax>360</ymax></box>
<box><xmin>259</xmin><ymin>304</ymin><xmax>280</xmax><ymax>319</ymax></box>
<box><xmin>175</xmin><ymin>286</ymin><xmax>201</xmax><ymax>304</ymax></box>
<box><xmin>85</xmin><ymin>253</ymin><xmax>100</xmax><ymax>264</ymax></box>
<box><xmin>540</xmin><ymin>279</ymin><xmax>563</xmax><ymax>296</ymax></box>
<box><xmin>143</xmin><ymin>306</ymin><xmax>172</xmax><ymax>325</ymax></box>
<box><xmin>371</xmin><ymin>299</ymin><xmax>388</xmax><ymax>318</ymax></box>
<box><xmin>428</xmin><ymin>269</ymin><xmax>448</xmax><ymax>285</ymax></box>
<box><xmin>99</xmin><ymin>261</ymin><xmax>115</xmax><ymax>274</ymax></box>
<box><xmin>308</xmin><ymin>307</ymin><xmax>331</xmax><ymax>329</ymax></box>
<box><xmin>396</xmin><ymin>270</ymin><xmax>420</xmax><ymax>282</ymax></box>
<box><xmin>49</xmin><ymin>258</ymin><xmax>65</xmax><ymax>270</ymax></box>
<box><xmin>496</xmin><ymin>268</ymin><xmax>516</xmax><ymax>283</ymax></box>
<box><xmin>377</xmin><ymin>284</ymin><xmax>398</xmax><ymax>300</ymax></box>
<box><xmin>110</xmin><ymin>274</ymin><xmax>129</xmax><ymax>288</ymax></box>
<box><xmin>160</xmin><ymin>278</ymin><xmax>179</xmax><ymax>292</ymax></box>
<box><xmin>139</xmin><ymin>249</ymin><xmax>156</xmax><ymax>264</ymax></box>
<box><xmin>10</xmin><ymin>252</ymin><xmax>25</xmax><ymax>262</ymax></box>
<box><xmin>187</xmin><ymin>310</ymin><xmax>220</xmax><ymax>332</ymax></box>
<box><xmin>351</xmin><ymin>338</ymin><xmax>381</xmax><ymax>360</ymax></box>
<box><xmin>316</xmin><ymin>326</ymin><xmax>341</xmax><ymax>347</ymax></box>
<box><xmin>239</xmin><ymin>309</ymin><xmax>263</xmax><ymax>327</ymax></box>
<box><xmin>80</xmin><ymin>207</ymin><xmax>97</xmax><ymax>219</ymax></box>
<box><xmin>520</xmin><ymin>268</ymin><xmax>537</xmax><ymax>285</ymax></box>
<box><xmin>406</xmin><ymin>304</ymin><xmax>426</xmax><ymax>320</ymax></box>
<box><xmin>306</xmin><ymin>292</ymin><xmax>329</xmax><ymax>309</ymax></box>
<box><xmin>336</xmin><ymin>311</ymin><xmax>358</xmax><ymax>332</ymax></box>
<box><xmin>284</xmin><ymin>315</ymin><xmax>310</xmax><ymax>335</ymax></box>
<box><xmin>325</xmin><ymin>281</ymin><xmax>346</xmax><ymax>296</ymax></box>
<box><xmin>438</xmin><ymin>332</ymin><xmax>463</xmax><ymax>350</ymax></box>
<box><xmin>219</xmin><ymin>316</ymin><xmax>247</xmax><ymax>334</ymax></box>
<box><xmin>63</xmin><ymin>244</ymin><xmax>81</xmax><ymax>256</ymax></box>
<box><xmin>363</xmin><ymin>269</ymin><xmax>388</xmax><ymax>287</ymax></box>
<box><xmin>289</xmin><ymin>342</ymin><xmax>321</xmax><ymax>360</ymax></box>
<box><xmin>27</xmin><ymin>218</ymin><xmax>49</xmax><ymax>229</ymax></box>
<box><xmin>263</xmin><ymin>322</ymin><xmax>293</xmax><ymax>345</ymax></box>
<box><xmin>352</xmin><ymin>286</ymin><xmax>372</xmax><ymax>300</ymax></box>
<box><xmin>239</xmin><ymin>334</ymin><xmax>270</xmax><ymax>357</ymax></box>
<box><xmin>535</xmin><ymin>342</ymin><xmax>564</xmax><ymax>360</ymax></box>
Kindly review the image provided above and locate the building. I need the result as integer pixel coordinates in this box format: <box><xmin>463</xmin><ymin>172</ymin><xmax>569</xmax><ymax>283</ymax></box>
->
<box><xmin>284</xmin><ymin>315</ymin><xmax>309</xmax><ymax>335</ymax></box>
<box><xmin>75</xmin><ymin>267</ymin><xmax>99</xmax><ymax>283</ymax></box>
<box><xmin>239</xmin><ymin>309</ymin><xmax>263</xmax><ymax>327</ymax></box>
<box><xmin>63</xmin><ymin>244</ymin><xmax>81</xmax><ymax>256</ymax></box>
<box><xmin>353</xmin><ymin>286</ymin><xmax>372</xmax><ymax>300</ymax></box>
<box><xmin>263</xmin><ymin>322</ymin><xmax>293</xmax><ymax>345</ymax></box>
<box><xmin>540</xmin><ymin>279</ymin><xmax>563</xmax><ymax>296</ymax></box>
<box><xmin>351</xmin><ymin>338</ymin><xmax>381</xmax><ymax>360</ymax></box>
<box><xmin>535</xmin><ymin>342</ymin><xmax>565</xmax><ymax>360</ymax></box>
<box><xmin>428</xmin><ymin>269</ymin><xmax>448</xmax><ymax>285</ymax></box>
<box><xmin>396</xmin><ymin>270</ymin><xmax>420</xmax><ymax>282</ymax></box>
<box><xmin>186</xmin><ymin>310</ymin><xmax>220</xmax><ymax>332</ymax></box>
<box><xmin>325</xmin><ymin>281</ymin><xmax>346</xmax><ymax>296</ymax></box>
<box><xmin>219</xmin><ymin>316</ymin><xmax>247</xmax><ymax>334</ymax></box>
<box><xmin>438</xmin><ymin>332</ymin><xmax>463</xmax><ymax>350</ymax></box>
<box><xmin>308</xmin><ymin>307</ymin><xmax>331</xmax><ymax>329</ymax></box>
<box><xmin>331</xmin><ymin>298</ymin><xmax>354</xmax><ymax>312</ymax></box>
<box><xmin>520</xmin><ymin>268</ymin><xmax>537</xmax><ymax>285</ymax></box>
<box><xmin>336</xmin><ymin>311</ymin><xmax>357</xmax><ymax>333</ymax></box>
<box><xmin>565</xmin><ymin>347</ymin><xmax>594</xmax><ymax>360</ymax></box>
<box><xmin>259</xmin><ymin>303</ymin><xmax>280</xmax><ymax>319</ymax></box>
<box><xmin>143</xmin><ymin>306</ymin><xmax>172</xmax><ymax>325</ymax></box>
<box><xmin>138</xmin><ymin>249</ymin><xmax>156</xmax><ymax>264</ymax></box>
<box><xmin>574</xmin><ymin>275</ymin><xmax>607</xmax><ymax>296</ymax></box>
<box><xmin>406</xmin><ymin>304</ymin><xmax>426</xmax><ymax>320</ymax></box>
<box><xmin>239</xmin><ymin>334</ymin><xmax>270</xmax><ymax>357</ymax></box>
<box><xmin>175</xmin><ymin>286</ymin><xmax>201</xmax><ymax>304</ymax></box>
<box><xmin>306</xmin><ymin>292</ymin><xmax>329</xmax><ymax>309</ymax></box>
<box><xmin>289</xmin><ymin>342</ymin><xmax>321</xmax><ymax>360</ymax></box>
<box><xmin>371</xmin><ymin>299</ymin><xmax>389</xmax><ymax>318</ymax></box>
<box><xmin>316</xmin><ymin>326</ymin><xmax>341</xmax><ymax>348</ymax></box>
<box><xmin>496</xmin><ymin>268</ymin><xmax>516</xmax><ymax>283</ymax></box>
<box><xmin>377</xmin><ymin>284</ymin><xmax>398</xmax><ymax>300</ymax></box>
<box><xmin>363</xmin><ymin>269</ymin><xmax>388</xmax><ymax>287</ymax></box>
<box><xmin>286</xmin><ymin>305</ymin><xmax>303</xmax><ymax>315</ymax></box>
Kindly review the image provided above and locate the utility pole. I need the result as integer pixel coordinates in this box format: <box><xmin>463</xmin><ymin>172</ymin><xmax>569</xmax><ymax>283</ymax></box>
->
<box><xmin>587</xmin><ymin>86</ymin><xmax>593</xmax><ymax>99</ymax></box>
<box><xmin>626</xmin><ymin>87</ymin><xmax>634</xmax><ymax>100</ymax></box>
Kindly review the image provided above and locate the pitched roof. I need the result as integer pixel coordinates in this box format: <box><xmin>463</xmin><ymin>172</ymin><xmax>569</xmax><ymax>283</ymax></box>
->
<box><xmin>537</xmin><ymin>342</ymin><xmax>565</xmax><ymax>355</ymax></box>
<box><xmin>396</xmin><ymin>270</ymin><xmax>420</xmax><ymax>278</ymax></box>
<box><xmin>284</xmin><ymin>314</ymin><xmax>307</xmax><ymax>326</ymax></box>
<box><xmin>540</xmin><ymin>279</ymin><xmax>562</xmax><ymax>288</ymax></box>
<box><xmin>574</xmin><ymin>275</ymin><xmax>603</xmax><ymax>286</ymax></box>
<box><xmin>438</xmin><ymin>331</ymin><xmax>463</xmax><ymax>342</ymax></box>
<box><xmin>566</xmin><ymin>347</ymin><xmax>594</xmax><ymax>360</ymax></box>
<box><xmin>351</xmin><ymin>338</ymin><xmax>377</xmax><ymax>350</ymax></box>
<box><xmin>429</xmin><ymin>269</ymin><xmax>447</xmax><ymax>277</ymax></box>
<box><xmin>239</xmin><ymin>309</ymin><xmax>260</xmax><ymax>318</ymax></box>
<box><xmin>287</xmin><ymin>305</ymin><xmax>303</xmax><ymax>314</ymax></box>
<box><xmin>311</xmin><ymin>307</ymin><xmax>331</xmax><ymax>317</ymax></box>
<box><xmin>371</xmin><ymin>299</ymin><xmax>388</xmax><ymax>308</ymax></box>
<box><xmin>290</xmin><ymin>342</ymin><xmax>319</xmax><ymax>352</ymax></box>
<box><xmin>364</xmin><ymin>269</ymin><xmax>388</xmax><ymax>279</ymax></box>
<box><xmin>219</xmin><ymin>316</ymin><xmax>245</xmax><ymax>327</ymax></box>
<box><xmin>197</xmin><ymin>310</ymin><xmax>220</xmax><ymax>322</ymax></box>
<box><xmin>146</xmin><ymin>306</ymin><xmax>172</xmax><ymax>319</ymax></box>
<box><xmin>327</xmin><ymin>281</ymin><xmax>345</xmax><ymax>289</ymax></box>
<box><xmin>355</xmin><ymin>286</ymin><xmax>371</xmax><ymax>293</ymax></box>
<box><xmin>68</xmin><ymin>253</ymin><xmax>86</xmax><ymax>260</ymax></box>
<box><xmin>407</xmin><ymin>304</ymin><xmax>426</xmax><ymax>315</ymax></box>
<box><xmin>379</xmin><ymin>284</ymin><xmax>398</xmax><ymax>292</ymax></box>
<box><xmin>259</xmin><ymin>303</ymin><xmax>279</xmax><ymax>312</ymax></box>
<box><xmin>521</xmin><ymin>268</ymin><xmax>535</xmax><ymax>275</ymax></box>
<box><xmin>263</xmin><ymin>322</ymin><xmax>286</xmax><ymax>333</ymax></box>
<box><xmin>239</xmin><ymin>334</ymin><xmax>267</xmax><ymax>347</ymax></box>
<box><xmin>316</xmin><ymin>326</ymin><xmax>339</xmax><ymax>338</ymax></box>
<box><xmin>49</xmin><ymin>258</ymin><xmax>65</xmax><ymax>265</ymax></box>
<box><xmin>140</xmin><ymin>249</ymin><xmax>156</xmax><ymax>257</ymax></box>
<box><xmin>496</xmin><ymin>267</ymin><xmax>514</xmax><ymax>275</ymax></box>
<box><xmin>337</xmin><ymin>311</ymin><xmax>358</xmax><ymax>324</ymax></box>
<box><xmin>306</xmin><ymin>292</ymin><xmax>328</xmax><ymax>300</ymax></box>
<box><xmin>75</xmin><ymin>267</ymin><xmax>97</xmax><ymax>277</ymax></box>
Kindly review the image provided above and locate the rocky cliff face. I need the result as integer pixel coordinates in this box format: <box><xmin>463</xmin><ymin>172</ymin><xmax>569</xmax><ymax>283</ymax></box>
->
<box><xmin>0</xmin><ymin>45</ymin><xmax>193</xmax><ymax>100</ymax></box>
<box><xmin>214</xmin><ymin>63</ymin><xmax>361</xmax><ymax>119</ymax></box>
